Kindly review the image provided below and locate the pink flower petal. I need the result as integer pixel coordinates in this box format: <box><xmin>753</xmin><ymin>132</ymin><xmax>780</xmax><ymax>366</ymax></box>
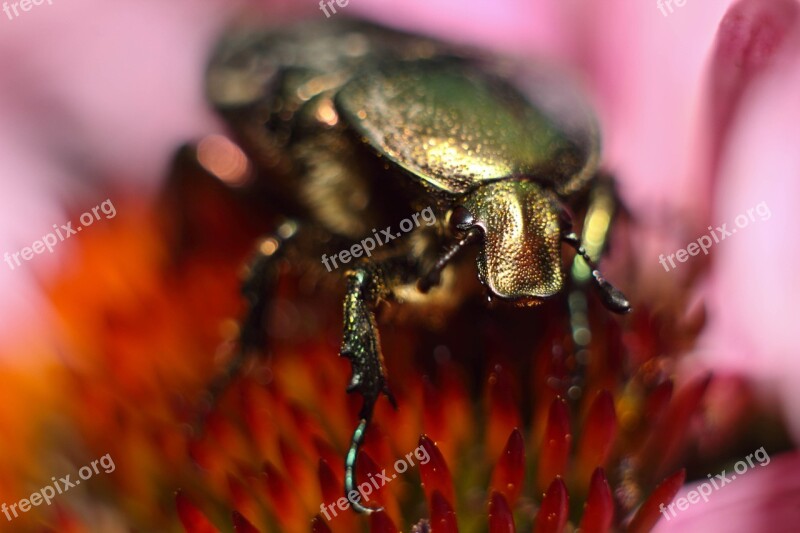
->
<box><xmin>653</xmin><ymin>452</ymin><xmax>800</xmax><ymax>532</ymax></box>
<box><xmin>700</xmin><ymin>17</ymin><xmax>800</xmax><ymax>443</ymax></box>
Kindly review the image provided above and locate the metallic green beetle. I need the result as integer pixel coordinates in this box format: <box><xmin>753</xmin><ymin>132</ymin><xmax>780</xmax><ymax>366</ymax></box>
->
<box><xmin>203</xmin><ymin>17</ymin><xmax>630</xmax><ymax>514</ymax></box>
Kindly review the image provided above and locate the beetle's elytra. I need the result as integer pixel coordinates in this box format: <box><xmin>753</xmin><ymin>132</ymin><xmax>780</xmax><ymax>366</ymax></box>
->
<box><xmin>201</xmin><ymin>17</ymin><xmax>630</xmax><ymax>514</ymax></box>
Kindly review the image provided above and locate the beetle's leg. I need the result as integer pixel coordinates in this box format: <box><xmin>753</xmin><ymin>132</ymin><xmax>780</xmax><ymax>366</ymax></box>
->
<box><xmin>566</xmin><ymin>177</ymin><xmax>614</xmax><ymax>359</ymax></box>
<box><xmin>341</xmin><ymin>256</ymin><xmax>428</xmax><ymax>514</ymax></box>
<box><xmin>417</xmin><ymin>228</ymin><xmax>481</xmax><ymax>293</ymax></box>
<box><xmin>564</xmin><ymin>175</ymin><xmax>631</xmax><ymax>315</ymax></box>
<box><xmin>567</xmin><ymin>176</ymin><xmax>618</xmax><ymax>281</ymax></box>
<box><xmin>563</xmin><ymin>231</ymin><xmax>630</xmax><ymax>314</ymax></box>
<box><xmin>198</xmin><ymin>219</ymin><xmax>300</xmax><ymax>422</ymax></box>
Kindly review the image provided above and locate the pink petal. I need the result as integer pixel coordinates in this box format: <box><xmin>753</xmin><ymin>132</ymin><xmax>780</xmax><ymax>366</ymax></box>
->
<box><xmin>699</xmin><ymin>15</ymin><xmax>800</xmax><ymax>443</ymax></box>
<box><xmin>576</xmin><ymin>0</ymin><xmax>733</xmax><ymax>228</ymax></box>
<box><xmin>653</xmin><ymin>452</ymin><xmax>800</xmax><ymax>532</ymax></box>
<box><xmin>705</xmin><ymin>0</ymin><xmax>800</xmax><ymax>180</ymax></box>
<box><xmin>351</xmin><ymin>0</ymin><xmax>567</xmax><ymax>56</ymax></box>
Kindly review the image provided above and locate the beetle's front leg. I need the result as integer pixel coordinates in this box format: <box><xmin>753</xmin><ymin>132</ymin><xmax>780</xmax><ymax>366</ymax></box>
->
<box><xmin>341</xmin><ymin>257</ymin><xmax>425</xmax><ymax>514</ymax></box>
<box><xmin>342</xmin><ymin>265</ymin><xmax>397</xmax><ymax>409</ymax></box>
<box><xmin>568</xmin><ymin>174</ymin><xmax>622</xmax><ymax>284</ymax></box>
<box><xmin>563</xmin><ymin>174</ymin><xmax>631</xmax><ymax>315</ymax></box>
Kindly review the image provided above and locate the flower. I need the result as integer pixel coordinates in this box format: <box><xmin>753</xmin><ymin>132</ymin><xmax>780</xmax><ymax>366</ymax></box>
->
<box><xmin>1</xmin><ymin>164</ymin><xmax>728</xmax><ymax>531</ymax></box>
<box><xmin>1</xmin><ymin>0</ymin><xmax>799</xmax><ymax>531</ymax></box>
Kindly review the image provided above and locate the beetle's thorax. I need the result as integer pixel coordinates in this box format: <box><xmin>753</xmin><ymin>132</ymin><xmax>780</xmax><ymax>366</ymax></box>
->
<box><xmin>461</xmin><ymin>180</ymin><xmax>563</xmax><ymax>306</ymax></box>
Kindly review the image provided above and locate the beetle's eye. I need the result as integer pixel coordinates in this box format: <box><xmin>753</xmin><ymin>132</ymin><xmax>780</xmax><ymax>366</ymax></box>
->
<box><xmin>449</xmin><ymin>206</ymin><xmax>475</xmax><ymax>232</ymax></box>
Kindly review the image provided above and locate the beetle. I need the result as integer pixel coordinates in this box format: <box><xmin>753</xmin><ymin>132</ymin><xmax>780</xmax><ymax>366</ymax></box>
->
<box><xmin>200</xmin><ymin>17</ymin><xmax>630</xmax><ymax>514</ymax></box>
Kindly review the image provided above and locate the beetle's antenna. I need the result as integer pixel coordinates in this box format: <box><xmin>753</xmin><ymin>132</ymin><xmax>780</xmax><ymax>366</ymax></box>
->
<box><xmin>418</xmin><ymin>228</ymin><xmax>482</xmax><ymax>293</ymax></box>
<box><xmin>345</xmin><ymin>407</ymin><xmax>383</xmax><ymax>514</ymax></box>
<box><xmin>562</xmin><ymin>232</ymin><xmax>631</xmax><ymax>314</ymax></box>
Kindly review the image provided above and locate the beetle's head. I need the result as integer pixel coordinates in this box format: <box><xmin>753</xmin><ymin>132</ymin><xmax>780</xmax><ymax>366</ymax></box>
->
<box><xmin>452</xmin><ymin>180</ymin><xmax>566</xmax><ymax>307</ymax></box>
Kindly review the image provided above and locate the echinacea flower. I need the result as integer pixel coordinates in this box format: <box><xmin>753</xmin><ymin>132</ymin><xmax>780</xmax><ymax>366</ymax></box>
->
<box><xmin>1</xmin><ymin>0</ymin><xmax>799</xmax><ymax>532</ymax></box>
<box><xmin>8</xmin><ymin>168</ymin><xmax>769</xmax><ymax>532</ymax></box>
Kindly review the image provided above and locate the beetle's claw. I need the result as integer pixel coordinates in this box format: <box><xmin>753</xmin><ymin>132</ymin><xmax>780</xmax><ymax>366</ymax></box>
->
<box><xmin>592</xmin><ymin>271</ymin><xmax>631</xmax><ymax>314</ymax></box>
<box><xmin>384</xmin><ymin>383</ymin><xmax>398</xmax><ymax>410</ymax></box>
<box><xmin>563</xmin><ymin>231</ymin><xmax>631</xmax><ymax>314</ymax></box>
<box><xmin>347</xmin><ymin>376</ymin><xmax>396</xmax><ymax>417</ymax></box>
<box><xmin>345</xmin><ymin>417</ymin><xmax>385</xmax><ymax>514</ymax></box>
<box><xmin>351</xmin><ymin>499</ymin><xmax>384</xmax><ymax>515</ymax></box>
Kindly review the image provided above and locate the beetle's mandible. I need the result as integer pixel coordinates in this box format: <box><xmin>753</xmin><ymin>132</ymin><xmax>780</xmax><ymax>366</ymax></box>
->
<box><xmin>197</xmin><ymin>17</ymin><xmax>631</xmax><ymax>515</ymax></box>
